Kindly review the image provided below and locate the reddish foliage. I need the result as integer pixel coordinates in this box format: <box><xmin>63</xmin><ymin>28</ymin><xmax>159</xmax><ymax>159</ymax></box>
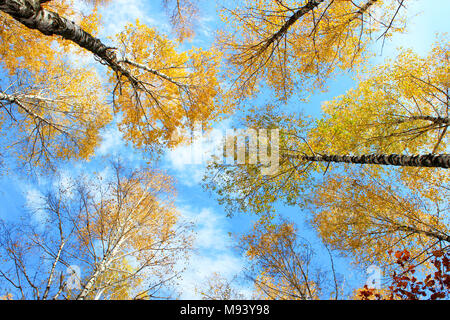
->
<box><xmin>358</xmin><ymin>249</ymin><xmax>450</xmax><ymax>300</ymax></box>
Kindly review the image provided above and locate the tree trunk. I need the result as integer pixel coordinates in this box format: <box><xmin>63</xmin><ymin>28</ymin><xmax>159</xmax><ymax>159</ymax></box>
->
<box><xmin>76</xmin><ymin>236</ymin><xmax>126</xmax><ymax>300</ymax></box>
<box><xmin>397</xmin><ymin>224</ymin><xmax>450</xmax><ymax>243</ymax></box>
<box><xmin>349</xmin><ymin>0</ymin><xmax>378</xmax><ymax>22</ymax></box>
<box><xmin>288</xmin><ymin>153</ymin><xmax>450</xmax><ymax>169</ymax></box>
<box><xmin>392</xmin><ymin>115</ymin><xmax>450</xmax><ymax>125</ymax></box>
<box><xmin>260</xmin><ymin>0</ymin><xmax>324</xmax><ymax>53</ymax></box>
<box><xmin>0</xmin><ymin>0</ymin><xmax>138</xmax><ymax>85</ymax></box>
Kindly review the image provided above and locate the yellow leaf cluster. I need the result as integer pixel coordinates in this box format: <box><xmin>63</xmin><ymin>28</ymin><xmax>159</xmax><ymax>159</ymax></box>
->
<box><xmin>311</xmin><ymin>39</ymin><xmax>450</xmax><ymax>155</ymax></box>
<box><xmin>110</xmin><ymin>20</ymin><xmax>228</xmax><ymax>150</ymax></box>
<box><xmin>218</xmin><ymin>0</ymin><xmax>404</xmax><ymax>101</ymax></box>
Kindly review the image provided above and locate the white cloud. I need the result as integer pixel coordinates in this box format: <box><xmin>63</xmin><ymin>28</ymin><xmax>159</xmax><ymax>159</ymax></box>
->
<box><xmin>181</xmin><ymin>207</ymin><xmax>234</xmax><ymax>251</ymax></box>
<box><xmin>165</xmin><ymin>145</ymin><xmax>206</xmax><ymax>187</ymax></box>
<box><xmin>175</xmin><ymin>206</ymin><xmax>249</xmax><ymax>299</ymax></box>
<box><xmin>165</xmin><ymin>119</ymin><xmax>232</xmax><ymax>187</ymax></box>
<box><xmin>53</xmin><ymin>169</ymin><xmax>76</xmax><ymax>195</ymax></box>
<box><xmin>98</xmin><ymin>0</ymin><xmax>168</xmax><ymax>38</ymax></box>
<box><xmin>24</xmin><ymin>188</ymin><xmax>48</xmax><ymax>226</ymax></box>
<box><xmin>96</xmin><ymin>125</ymin><xmax>126</xmax><ymax>156</ymax></box>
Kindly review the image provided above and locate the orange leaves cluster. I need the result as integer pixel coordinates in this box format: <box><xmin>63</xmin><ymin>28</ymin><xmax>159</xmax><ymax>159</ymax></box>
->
<box><xmin>0</xmin><ymin>0</ymin><xmax>101</xmax><ymax>75</ymax></box>
<box><xmin>58</xmin><ymin>165</ymin><xmax>190</xmax><ymax>299</ymax></box>
<box><xmin>1</xmin><ymin>1</ymin><xmax>229</xmax><ymax>165</ymax></box>
<box><xmin>111</xmin><ymin>20</ymin><xmax>227</xmax><ymax>151</ymax></box>
<box><xmin>310</xmin><ymin>164</ymin><xmax>450</xmax><ymax>269</ymax></box>
<box><xmin>0</xmin><ymin>293</ymin><xmax>12</xmax><ymax>300</ymax></box>
<box><xmin>241</xmin><ymin>218</ymin><xmax>319</xmax><ymax>300</ymax></box>
<box><xmin>78</xmin><ymin>168</ymin><xmax>179</xmax><ymax>249</ymax></box>
<box><xmin>243</xmin><ymin>218</ymin><xmax>295</xmax><ymax>260</ymax></box>
<box><xmin>308</xmin><ymin>40</ymin><xmax>450</xmax><ymax>273</ymax></box>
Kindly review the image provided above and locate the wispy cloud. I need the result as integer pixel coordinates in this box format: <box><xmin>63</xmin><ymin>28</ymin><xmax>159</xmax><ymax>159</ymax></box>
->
<box><xmin>98</xmin><ymin>0</ymin><xmax>169</xmax><ymax>38</ymax></box>
<box><xmin>164</xmin><ymin>119</ymin><xmax>232</xmax><ymax>187</ymax></box>
<box><xmin>96</xmin><ymin>125</ymin><xmax>126</xmax><ymax>157</ymax></box>
<box><xmin>175</xmin><ymin>206</ymin><xmax>249</xmax><ymax>299</ymax></box>
<box><xmin>24</xmin><ymin>187</ymin><xmax>48</xmax><ymax>226</ymax></box>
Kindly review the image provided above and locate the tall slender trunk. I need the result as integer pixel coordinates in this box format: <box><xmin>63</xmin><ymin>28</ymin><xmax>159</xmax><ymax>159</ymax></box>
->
<box><xmin>349</xmin><ymin>0</ymin><xmax>378</xmax><ymax>21</ymax></box>
<box><xmin>286</xmin><ymin>153</ymin><xmax>450</xmax><ymax>169</ymax></box>
<box><xmin>397</xmin><ymin>225</ymin><xmax>450</xmax><ymax>243</ymax></box>
<box><xmin>259</xmin><ymin>0</ymin><xmax>325</xmax><ymax>53</ymax></box>
<box><xmin>76</xmin><ymin>236</ymin><xmax>126</xmax><ymax>300</ymax></box>
<box><xmin>265</xmin><ymin>0</ymin><xmax>377</xmax><ymax>50</ymax></box>
<box><xmin>397</xmin><ymin>115</ymin><xmax>450</xmax><ymax>125</ymax></box>
<box><xmin>0</xmin><ymin>0</ymin><xmax>137</xmax><ymax>85</ymax></box>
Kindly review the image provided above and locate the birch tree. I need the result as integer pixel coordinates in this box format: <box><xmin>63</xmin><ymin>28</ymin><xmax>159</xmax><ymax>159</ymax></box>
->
<box><xmin>0</xmin><ymin>0</ymin><xmax>227</xmax><ymax>167</ymax></box>
<box><xmin>241</xmin><ymin>218</ymin><xmax>330</xmax><ymax>300</ymax></box>
<box><xmin>0</xmin><ymin>1</ymin><xmax>112</xmax><ymax>169</ymax></box>
<box><xmin>311</xmin><ymin>40</ymin><xmax>450</xmax><ymax>155</ymax></box>
<box><xmin>312</xmin><ymin>166</ymin><xmax>450</xmax><ymax>268</ymax></box>
<box><xmin>0</xmin><ymin>163</ymin><xmax>192</xmax><ymax>300</ymax></box>
<box><xmin>218</xmin><ymin>0</ymin><xmax>407</xmax><ymax>100</ymax></box>
<box><xmin>204</xmin><ymin>41</ymin><xmax>449</xmax><ymax>216</ymax></box>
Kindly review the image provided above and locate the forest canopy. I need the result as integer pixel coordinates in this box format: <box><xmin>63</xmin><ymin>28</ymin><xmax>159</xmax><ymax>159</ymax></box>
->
<box><xmin>0</xmin><ymin>0</ymin><xmax>448</xmax><ymax>301</ymax></box>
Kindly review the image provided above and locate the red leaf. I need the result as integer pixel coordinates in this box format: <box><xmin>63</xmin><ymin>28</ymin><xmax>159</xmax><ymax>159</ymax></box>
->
<box><xmin>433</xmin><ymin>250</ymin><xmax>444</xmax><ymax>258</ymax></box>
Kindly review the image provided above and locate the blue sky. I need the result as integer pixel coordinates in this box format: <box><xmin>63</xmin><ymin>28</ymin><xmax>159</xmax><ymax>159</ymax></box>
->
<box><xmin>0</xmin><ymin>0</ymin><xmax>449</xmax><ymax>299</ymax></box>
